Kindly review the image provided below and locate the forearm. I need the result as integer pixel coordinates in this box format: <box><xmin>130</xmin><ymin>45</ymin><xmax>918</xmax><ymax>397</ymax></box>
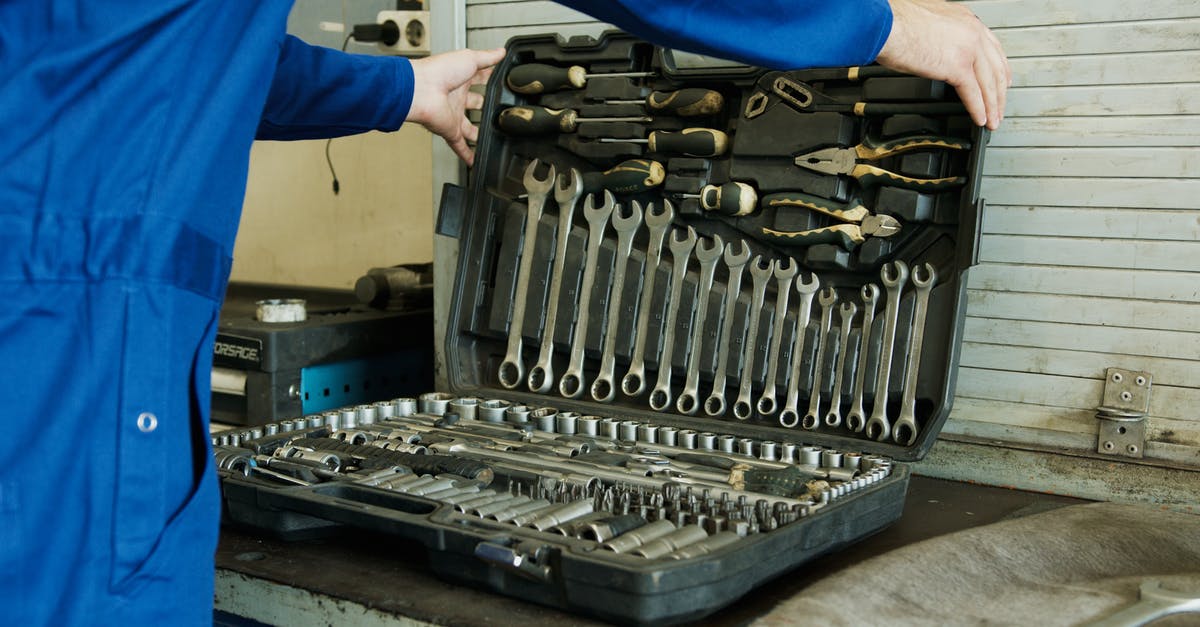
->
<box><xmin>256</xmin><ymin>35</ymin><xmax>415</xmax><ymax>141</ymax></box>
<box><xmin>555</xmin><ymin>0</ymin><xmax>893</xmax><ymax>69</ymax></box>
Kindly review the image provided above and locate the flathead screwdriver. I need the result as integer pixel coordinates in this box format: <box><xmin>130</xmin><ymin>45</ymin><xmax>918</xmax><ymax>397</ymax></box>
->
<box><xmin>497</xmin><ymin>106</ymin><xmax>651</xmax><ymax>136</ymax></box>
<box><xmin>681</xmin><ymin>182</ymin><xmax>758</xmax><ymax>216</ymax></box>
<box><xmin>507</xmin><ymin>63</ymin><xmax>656</xmax><ymax>95</ymax></box>
<box><xmin>606</xmin><ymin>88</ymin><xmax>725</xmax><ymax>116</ymax></box>
<box><xmin>598</xmin><ymin>128</ymin><xmax>729</xmax><ymax>158</ymax></box>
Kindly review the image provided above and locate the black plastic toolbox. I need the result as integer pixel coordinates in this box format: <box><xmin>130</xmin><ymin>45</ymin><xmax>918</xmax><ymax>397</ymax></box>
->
<box><xmin>215</xmin><ymin>30</ymin><xmax>987</xmax><ymax>625</ymax></box>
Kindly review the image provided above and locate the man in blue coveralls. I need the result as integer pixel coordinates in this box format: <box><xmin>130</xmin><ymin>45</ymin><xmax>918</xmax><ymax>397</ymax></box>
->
<box><xmin>0</xmin><ymin>1</ymin><xmax>1006</xmax><ymax>624</ymax></box>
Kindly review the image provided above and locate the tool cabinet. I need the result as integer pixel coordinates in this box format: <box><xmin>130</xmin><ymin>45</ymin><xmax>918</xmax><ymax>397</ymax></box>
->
<box><xmin>215</xmin><ymin>31</ymin><xmax>988</xmax><ymax>624</ymax></box>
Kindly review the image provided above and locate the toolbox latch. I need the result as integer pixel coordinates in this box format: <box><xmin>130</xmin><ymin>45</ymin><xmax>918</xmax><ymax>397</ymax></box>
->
<box><xmin>474</xmin><ymin>540</ymin><xmax>554</xmax><ymax>581</ymax></box>
<box><xmin>436</xmin><ymin>182</ymin><xmax>466</xmax><ymax>239</ymax></box>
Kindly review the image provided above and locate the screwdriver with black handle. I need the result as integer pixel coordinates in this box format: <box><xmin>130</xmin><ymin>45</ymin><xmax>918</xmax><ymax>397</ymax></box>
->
<box><xmin>582</xmin><ymin>159</ymin><xmax>665</xmax><ymax>195</ymax></box>
<box><xmin>497</xmin><ymin>106</ymin><xmax>651</xmax><ymax>136</ymax></box>
<box><xmin>605</xmin><ymin>88</ymin><xmax>725</xmax><ymax>116</ymax></box>
<box><xmin>598</xmin><ymin>127</ymin><xmax>729</xmax><ymax>158</ymax></box>
<box><xmin>507</xmin><ymin>63</ymin><xmax>655</xmax><ymax>95</ymax></box>
<box><xmin>682</xmin><ymin>182</ymin><xmax>758</xmax><ymax>216</ymax></box>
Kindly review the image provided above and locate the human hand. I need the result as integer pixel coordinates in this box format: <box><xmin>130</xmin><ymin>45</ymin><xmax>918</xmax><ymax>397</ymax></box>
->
<box><xmin>875</xmin><ymin>0</ymin><xmax>1011</xmax><ymax>130</ymax></box>
<box><xmin>407</xmin><ymin>47</ymin><xmax>507</xmax><ymax>165</ymax></box>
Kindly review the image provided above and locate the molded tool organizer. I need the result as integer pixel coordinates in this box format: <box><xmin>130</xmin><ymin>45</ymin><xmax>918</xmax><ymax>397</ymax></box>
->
<box><xmin>215</xmin><ymin>31</ymin><xmax>988</xmax><ymax>625</ymax></box>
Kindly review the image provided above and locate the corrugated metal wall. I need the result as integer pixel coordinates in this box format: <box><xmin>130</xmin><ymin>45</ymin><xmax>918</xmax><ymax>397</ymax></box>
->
<box><xmin>465</xmin><ymin>1</ymin><xmax>1200</xmax><ymax>472</ymax></box>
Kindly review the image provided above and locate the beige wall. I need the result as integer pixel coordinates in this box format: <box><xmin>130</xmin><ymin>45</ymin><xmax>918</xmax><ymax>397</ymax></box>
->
<box><xmin>233</xmin><ymin>127</ymin><xmax>433</xmax><ymax>289</ymax></box>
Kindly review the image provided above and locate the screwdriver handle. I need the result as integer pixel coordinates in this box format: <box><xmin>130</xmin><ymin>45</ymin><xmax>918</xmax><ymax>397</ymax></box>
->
<box><xmin>645</xmin><ymin>89</ymin><xmax>724</xmax><ymax>116</ymax></box>
<box><xmin>648</xmin><ymin>128</ymin><xmax>729</xmax><ymax>157</ymax></box>
<box><xmin>760</xmin><ymin>192</ymin><xmax>869</xmax><ymax>223</ymax></box>
<box><xmin>760</xmin><ymin>224</ymin><xmax>864</xmax><ymax>249</ymax></box>
<box><xmin>699</xmin><ymin>182</ymin><xmax>757</xmax><ymax>216</ymax></box>
<box><xmin>506</xmin><ymin>63</ymin><xmax>586</xmax><ymax>95</ymax></box>
<box><xmin>581</xmin><ymin>159</ymin><xmax>665</xmax><ymax>195</ymax></box>
<box><xmin>497</xmin><ymin>106</ymin><xmax>578</xmax><ymax>136</ymax></box>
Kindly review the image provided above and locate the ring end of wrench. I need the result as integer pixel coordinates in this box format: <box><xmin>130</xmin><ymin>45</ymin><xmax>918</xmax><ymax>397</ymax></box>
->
<box><xmin>801</xmin><ymin>412</ymin><xmax>820</xmax><ymax>430</ymax></box>
<box><xmin>527</xmin><ymin>365</ymin><xmax>554</xmax><ymax>394</ymax></box>
<box><xmin>649</xmin><ymin>387</ymin><xmax>673</xmax><ymax>412</ymax></box>
<box><xmin>756</xmin><ymin>395</ymin><xmax>777</xmax><ymax>417</ymax></box>
<box><xmin>676</xmin><ymin>393</ymin><xmax>700</xmax><ymax>415</ymax></box>
<box><xmin>498</xmin><ymin>360</ymin><xmax>524</xmax><ymax>390</ymax></box>
<box><xmin>558</xmin><ymin>373</ymin><xmax>585</xmax><ymax>399</ymax></box>
<box><xmin>703</xmin><ymin>395</ymin><xmax>726</xmax><ymax>417</ymax></box>
<box><xmin>621</xmin><ymin>371</ymin><xmax>646</xmax><ymax>398</ymax></box>
<box><xmin>823</xmin><ymin>411</ymin><xmax>842</xmax><ymax>428</ymax></box>
<box><xmin>893</xmin><ymin>423</ymin><xmax>919</xmax><ymax>446</ymax></box>
<box><xmin>590</xmin><ymin>377</ymin><xmax>616</xmax><ymax>403</ymax></box>
<box><xmin>732</xmin><ymin>400</ymin><xmax>753</xmax><ymax>421</ymax></box>
<box><xmin>779</xmin><ymin>409</ymin><xmax>800</xmax><ymax>429</ymax></box>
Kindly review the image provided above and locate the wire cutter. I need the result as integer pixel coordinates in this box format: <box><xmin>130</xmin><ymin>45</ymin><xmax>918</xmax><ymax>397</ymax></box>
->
<box><xmin>757</xmin><ymin>191</ymin><xmax>902</xmax><ymax>249</ymax></box>
<box><xmin>794</xmin><ymin>134</ymin><xmax>972</xmax><ymax>191</ymax></box>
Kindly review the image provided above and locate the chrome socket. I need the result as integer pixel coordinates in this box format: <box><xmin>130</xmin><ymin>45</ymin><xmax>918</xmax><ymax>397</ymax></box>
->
<box><xmin>339</xmin><ymin>408</ymin><xmax>358</xmax><ymax>429</ymax></box>
<box><xmin>600</xmin><ymin>418</ymin><xmax>620</xmax><ymax>440</ymax></box>
<box><xmin>697</xmin><ymin>432</ymin><xmax>717</xmax><ymax>450</ymax></box>
<box><xmin>471</xmin><ymin>495</ymin><xmax>532</xmax><ymax>518</ymax></box>
<box><xmin>844</xmin><ymin>452</ymin><xmax>862</xmax><ymax>471</ymax></box>
<box><xmin>580</xmin><ymin>514</ymin><xmax>648</xmax><ymax>543</ymax></box>
<box><xmin>631</xmin><ymin>525</ymin><xmax>708</xmax><ymax>559</ymax></box>
<box><xmin>526</xmin><ymin>499</ymin><xmax>595</xmax><ymax>531</ymax></box>
<box><xmin>760</xmin><ymin>441</ymin><xmax>779</xmax><ymax>461</ymax></box>
<box><xmin>636</xmin><ymin>423</ymin><xmax>658</xmax><ymax>443</ymax></box>
<box><xmin>488</xmin><ymin>498</ymin><xmax>552</xmax><ymax>523</ymax></box>
<box><xmin>478</xmin><ymin>399</ymin><xmax>511</xmax><ymax>423</ymax></box>
<box><xmin>373</xmin><ymin>400</ymin><xmax>396</xmax><ymax>419</ymax></box>
<box><xmin>418</xmin><ymin>392</ymin><xmax>454</xmax><ymax>415</ymax></box>
<box><xmin>447</xmin><ymin>397</ymin><xmax>479</xmax><ymax>421</ymax></box>
<box><xmin>678</xmin><ymin>430</ymin><xmax>698</xmax><ymax>449</ymax></box>
<box><xmin>800</xmin><ymin>446</ymin><xmax>822</xmax><ymax>466</ymax></box>
<box><xmin>821</xmin><ymin>449</ymin><xmax>843</xmax><ymax>468</ymax></box>
<box><xmin>356</xmin><ymin>404</ymin><xmax>378</xmax><ymax>425</ymax></box>
<box><xmin>667</xmin><ymin>531</ymin><xmax>740</xmax><ymax>560</ymax></box>
<box><xmin>738</xmin><ymin>437</ymin><xmax>754</xmax><ymax>457</ymax></box>
<box><xmin>530</xmin><ymin>407</ymin><xmax>558</xmax><ymax>432</ymax></box>
<box><xmin>658</xmin><ymin>426</ymin><xmax>678</xmax><ymax>447</ymax></box>
<box><xmin>555</xmin><ymin>411</ymin><xmax>580</xmax><ymax>435</ymax></box>
<box><xmin>578</xmin><ymin>416</ymin><xmax>601</xmax><ymax>437</ymax></box>
<box><xmin>601</xmin><ymin>519</ymin><xmax>676</xmax><ymax>553</ymax></box>
<box><xmin>394</xmin><ymin>397</ymin><xmax>417</xmax><ymax>417</ymax></box>
<box><xmin>718</xmin><ymin>434</ymin><xmax>736</xmax><ymax>454</ymax></box>
<box><xmin>505</xmin><ymin>404</ymin><xmax>531</xmax><ymax>424</ymax></box>
<box><xmin>265</xmin><ymin>423</ymin><xmax>280</xmax><ymax>436</ymax></box>
<box><xmin>619</xmin><ymin>420</ymin><xmax>639</xmax><ymax>442</ymax></box>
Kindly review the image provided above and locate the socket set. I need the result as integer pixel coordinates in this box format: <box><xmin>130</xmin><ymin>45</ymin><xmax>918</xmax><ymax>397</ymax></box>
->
<box><xmin>221</xmin><ymin>30</ymin><xmax>986</xmax><ymax>625</ymax></box>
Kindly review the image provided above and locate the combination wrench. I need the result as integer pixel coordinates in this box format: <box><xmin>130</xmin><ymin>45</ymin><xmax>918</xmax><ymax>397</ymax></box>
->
<box><xmin>732</xmin><ymin>256</ymin><xmax>774</xmax><ymax>420</ymax></box>
<box><xmin>893</xmin><ymin>263</ymin><xmax>937</xmax><ymax>445</ymax></box>
<box><xmin>865</xmin><ymin>260</ymin><xmax>909</xmax><ymax>442</ymax></box>
<box><xmin>527</xmin><ymin>168</ymin><xmax>583</xmax><ymax>393</ymax></box>
<box><xmin>778</xmin><ymin>272</ymin><xmax>820</xmax><ymax>428</ymax></box>
<box><xmin>756</xmin><ymin>258</ymin><xmax>798</xmax><ymax>417</ymax></box>
<box><xmin>845</xmin><ymin>284</ymin><xmax>880</xmax><ymax>432</ymax></box>
<box><xmin>702</xmin><ymin>241</ymin><xmax>752</xmax><ymax>417</ymax></box>
<box><xmin>801</xmin><ymin>287</ymin><xmax>839</xmax><ymax>430</ymax></box>
<box><xmin>590</xmin><ymin>200</ymin><xmax>644</xmax><ymax>402</ymax></box>
<box><xmin>498</xmin><ymin>159</ymin><xmax>555</xmax><ymax>389</ymax></box>
<box><xmin>622</xmin><ymin>201</ymin><xmax>674</xmax><ymax>397</ymax></box>
<box><xmin>648</xmin><ymin>227</ymin><xmax>698</xmax><ymax>411</ymax></box>
<box><xmin>559</xmin><ymin>191</ymin><xmax>617</xmax><ymax>398</ymax></box>
<box><xmin>676</xmin><ymin>234</ymin><xmax>725</xmax><ymax>414</ymax></box>
<box><xmin>824</xmin><ymin>301</ymin><xmax>858</xmax><ymax>428</ymax></box>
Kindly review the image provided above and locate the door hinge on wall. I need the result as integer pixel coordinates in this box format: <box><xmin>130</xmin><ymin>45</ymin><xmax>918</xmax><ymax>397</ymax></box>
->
<box><xmin>1096</xmin><ymin>367</ymin><xmax>1152</xmax><ymax>459</ymax></box>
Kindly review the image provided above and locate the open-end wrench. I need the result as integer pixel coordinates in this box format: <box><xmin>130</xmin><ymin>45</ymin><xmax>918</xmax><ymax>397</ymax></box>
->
<box><xmin>590</xmin><ymin>201</ymin><xmax>644</xmax><ymax>402</ymax></box>
<box><xmin>801</xmin><ymin>287</ymin><xmax>839</xmax><ymax>430</ymax></box>
<box><xmin>865</xmin><ymin>260</ymin><xmax>909</xmax><ymax>441</ymax></box>
<box><xmin>893</xmin><ymin>263</ymin><xmax>937</xmax><ymax>445</ymax></box>
<box><xmin>499</xmin><ymin>160</ymin><xmax>556</xmax><ymax>389</ymax></box>
<box><xmin>732</xmin><ymin>256</ymin><xmax>774</xmax><ymax>420</ymax></box>
<box><xmin>559</xmin><ymin>191</ymin><xmax>616</xmax><ymax>398</ymax></box>
<box><xmin>622</xmin><ymin>201</ymin><xmax>674</xmax><ymax>397</ymax></box>
<box><xmin>778</xmin><ymin>272</ymin><xmax>820</xmax><ymax>428</ymax></box>
<box><xmin>756</xmin><ymin>258</ymin><xmax>799</xmax><ymax>417</ymax></box>
<box><xmin>675</xmin><ymin>234</ymin><xmax>725</xmax><ymax>415</ymax></box>
<box><xmin>527</xmin><ymin>168</ymin><xmax>582</xmax><ymax>393</ymax></box>
<box><xmin>648</xmin><ymin>226</ymin><xmax>698</xmax><ymax>411</ymax></box>
<box><xmin>824</xmin><ymin>301</ymin><xmax>858</xmax><ymax>428</ymax></box>
<box><xmin>846</xmin><ymin>284</ymin><xmax>880</xmax><ymax>432</ymax></box>
<box><xmin>703</xmin><ymin>241</ymin><xmax>752</xmax><ymax>417</ymax></box>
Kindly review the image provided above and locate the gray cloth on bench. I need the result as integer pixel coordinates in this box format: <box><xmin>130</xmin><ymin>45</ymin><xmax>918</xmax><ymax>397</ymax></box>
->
<box><xmin>753</xmin><ymin>502</ymin><xmax>1200</xmax><ymax>626</ymax></box>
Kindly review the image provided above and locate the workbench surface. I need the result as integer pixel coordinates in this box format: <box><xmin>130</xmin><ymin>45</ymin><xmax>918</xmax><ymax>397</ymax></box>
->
<box><xmin>214</xmin><ymin>476</ymin><xmax>1087</xmax><ymax>625</ymax></box>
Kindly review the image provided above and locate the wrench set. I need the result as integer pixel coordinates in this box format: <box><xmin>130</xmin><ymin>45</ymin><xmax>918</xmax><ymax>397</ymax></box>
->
<box><xmin>217</xmin><ymin>32</ymin><xmax>986</xmax><ymax>624</ymax></box>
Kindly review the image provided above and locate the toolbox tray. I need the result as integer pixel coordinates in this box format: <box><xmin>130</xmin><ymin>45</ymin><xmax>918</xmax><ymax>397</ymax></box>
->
<box><xmin>216</xmin><ymin>30</ymin><xmax>986</xmax><ymax>625</ymax></box>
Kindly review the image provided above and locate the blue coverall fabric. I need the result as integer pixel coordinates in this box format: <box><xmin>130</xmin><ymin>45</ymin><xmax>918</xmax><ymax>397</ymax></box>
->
<box><xmin>0</xmin><ymin>0</ymin><xmax>889</xmax><ymax>624</ymax></box>
<box><xmin>0</xmin><ymin>2</ymin><xmax>413</xmax><ymax>624</ymax></box>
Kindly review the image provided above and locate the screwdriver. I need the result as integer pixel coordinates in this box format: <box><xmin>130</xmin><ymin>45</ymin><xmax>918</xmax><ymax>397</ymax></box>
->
<box><xmin>681</xmin><ymin>182</ymin><xmax>757</xmax><ymax>216</ymax></box>
<box><xmin>507</xmin><ymin>63</ymin><xmax>656</xmax><ymax>95</ymax></box>
<box><xmin>605</xmin><ymin>88</ymin><xmax>725</xmax><ymax>116</ymax></box>
<box><xmin>598</xmin><ymin>128</ymin><xmax>729</xmax><ymax>158</ymax></box>
<box><xmin>497</xmin><ymin>106</ymin><xmax>651</xmax><ymax>136</ymax></box>
<box><xmin>582</xmin><ymin>159</ymin><xmax>666</xmax><ymax>195</ymax></box>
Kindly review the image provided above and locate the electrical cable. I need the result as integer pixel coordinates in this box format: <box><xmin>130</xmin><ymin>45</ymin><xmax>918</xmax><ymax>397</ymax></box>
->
<box><xmin>325</xmin><ymin>33</ymin><xmax>354</xmax><ymax>195</ymax></box>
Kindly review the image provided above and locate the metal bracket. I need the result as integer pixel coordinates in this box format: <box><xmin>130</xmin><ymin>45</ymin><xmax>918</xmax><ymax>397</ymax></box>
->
<box><xmin>1096</xmin><ymin>368</ymin><xmax>1152</xmax><ymax>459</ymax></box>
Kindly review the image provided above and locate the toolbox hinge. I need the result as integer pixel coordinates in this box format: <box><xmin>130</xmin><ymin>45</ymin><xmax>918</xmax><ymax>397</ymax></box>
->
<box><xmin>1095</xmin><ymin>367</ymin><xmax>1152</xmax><ymax>459</ymax></box>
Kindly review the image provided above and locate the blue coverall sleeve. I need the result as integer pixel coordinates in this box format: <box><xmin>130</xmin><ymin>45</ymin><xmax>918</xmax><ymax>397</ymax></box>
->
<box><xmin>257</xmin><ymin>35</ymin><xmax>415</xmax><ymax>140</ymax></box>
<box><xmin>554</xmin><ymin>0</ymin><xmax>893</xmax><ymax>69</ymax></box>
